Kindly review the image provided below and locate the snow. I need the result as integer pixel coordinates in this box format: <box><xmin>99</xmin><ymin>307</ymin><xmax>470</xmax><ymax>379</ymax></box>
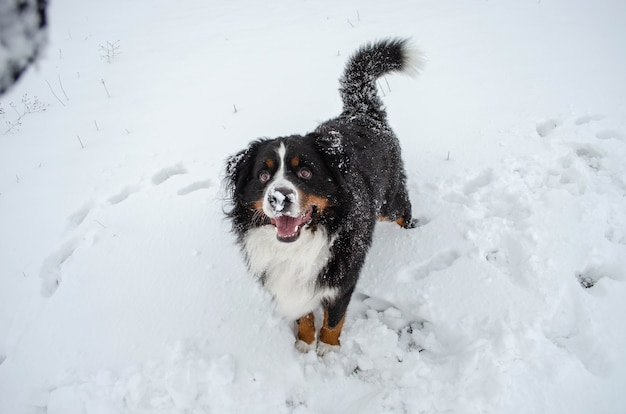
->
<box><xmin>1</xmin><ymin>0</ymin><xmax>625</xmax><ymax>413</ymax></box>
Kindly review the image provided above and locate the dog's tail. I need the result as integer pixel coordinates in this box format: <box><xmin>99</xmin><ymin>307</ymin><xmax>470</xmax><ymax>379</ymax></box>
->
<box><xmin>339</xmin><ymin>38</ymin><xmax>423</xmax><ymax>119</ymax></box>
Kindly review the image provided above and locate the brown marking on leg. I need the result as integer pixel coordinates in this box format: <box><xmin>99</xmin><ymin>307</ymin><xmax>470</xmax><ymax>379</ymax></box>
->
<box><xmin>297</xmin><ymin>312</ymin><xmax>316</xmax><ymax>345</ymax></box>
<box><xmin>319</xmin><ymin>308</ymin><xmax>345</xmax><ymax>346</ymax></box>
<box><xmin>379</xmin><ymin>215</ymin><xmax>408</xmax><ymax>228</ymax></box>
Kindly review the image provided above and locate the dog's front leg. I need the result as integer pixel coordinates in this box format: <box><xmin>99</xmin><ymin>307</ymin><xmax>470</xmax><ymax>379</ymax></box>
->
<box><xmin>318</xmin><ymin>286</ymin><xmax>354</xmax><ymax>356</ymax></box>
<box><xmin>295</xmin><ymin>312</ymin><xmax>316</xmax><ymax>352</ymax></box>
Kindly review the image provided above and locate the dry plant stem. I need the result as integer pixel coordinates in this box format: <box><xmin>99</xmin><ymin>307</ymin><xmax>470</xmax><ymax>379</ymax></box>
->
<box><xmin>101</xmin><ymin>80</ymin><xmax>111</xmax><ymax>98</ymax></box>
<box><xmin>46</xmin><ymin>80</ymin><xmax>65</xmax><ymax>107</ymax></box>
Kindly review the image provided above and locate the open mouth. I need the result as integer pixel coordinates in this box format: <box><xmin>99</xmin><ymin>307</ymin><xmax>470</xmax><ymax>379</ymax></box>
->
<box><xmin>270</xmin><ymin>208</ymin><xmax>313</xmax><ymax>243</ymax></box>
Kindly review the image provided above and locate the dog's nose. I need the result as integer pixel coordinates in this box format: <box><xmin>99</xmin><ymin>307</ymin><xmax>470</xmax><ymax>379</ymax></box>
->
<box><xmin>268</xmin><ymin>186</ymin><xmax>295</xmax><ymax>212</ymax></box>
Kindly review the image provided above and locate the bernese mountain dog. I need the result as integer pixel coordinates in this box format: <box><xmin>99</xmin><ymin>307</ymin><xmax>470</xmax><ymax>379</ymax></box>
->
<box><xmin>225</xmin><ymin>38</ymin><xmax>423</xmax><ymax>355</ymax></box>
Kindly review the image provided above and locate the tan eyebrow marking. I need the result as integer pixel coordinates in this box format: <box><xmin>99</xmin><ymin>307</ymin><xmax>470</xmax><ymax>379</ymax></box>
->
<box><xmin>290</xmin><ymin>156</ymin><xmax>300</xmax><ymax>168</ymax></box>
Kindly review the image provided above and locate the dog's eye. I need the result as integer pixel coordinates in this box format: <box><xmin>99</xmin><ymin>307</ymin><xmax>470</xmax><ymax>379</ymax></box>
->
<box><xmin>259</xmin><ymin>170</ymin><xmax>271</xmax><ymax>183</ymax></box>
<box><xmin>297</xmin><ymin>167</ymin><xmax>312</xmax><ymax>180</ymax></box>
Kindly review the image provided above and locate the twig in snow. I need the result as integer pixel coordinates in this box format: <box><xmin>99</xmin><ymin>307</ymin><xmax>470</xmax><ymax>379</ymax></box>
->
<box><xmin>77</xmin><ymin>135</ymin><xmax>85</xmax><ymax>149</ymax></box>
<box><xmin>99</xmin><ymin>40</ymin><xmax>121</xmax><ymax>63</ymax></box>
<box><xmin>10</xmin><ymin>102</ymin><xmax>20</xmax><ymax>117</ymax></box>
<box><xmin>3</xmin><ymin>94</ymin><xmax>49</xmax><ymax>135</ymax></box>
<box><xmin>58</xmin><ymin>74</ymin><xmax>69</xmax><ymax>101</ymax></box>
<box><xmin>46</xmin><ymin>80</ymin><xmax>66</xmax><ymax>107</ymax></box>
<box><xmin>93</xmin><ymin>220</ymin><xmax>108</xmax><ymax>229</ymax></box>
<box><xmin>101</xmin><ymin>79</ymin><xmax>111</xmax><ymax>98</ymax></box>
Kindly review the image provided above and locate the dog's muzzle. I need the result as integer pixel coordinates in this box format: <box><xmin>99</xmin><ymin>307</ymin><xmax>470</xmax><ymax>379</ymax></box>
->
<box><xmin>264</xmin><ymin>186</ymin><xmax>312</xmax><ymax>243</ymax></box>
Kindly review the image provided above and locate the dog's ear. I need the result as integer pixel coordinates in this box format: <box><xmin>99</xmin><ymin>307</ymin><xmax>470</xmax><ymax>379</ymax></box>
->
<box><xmin>225</xmin><ymin>141</ymin><xmax>260</xmax><ymax>199</ymax></box>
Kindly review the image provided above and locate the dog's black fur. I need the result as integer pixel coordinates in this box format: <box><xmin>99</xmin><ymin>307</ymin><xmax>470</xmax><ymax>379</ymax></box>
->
<box><xmin>225</xmin><ymin>38</ymin><xmax>421</xmax><ymax>352</ymax></box>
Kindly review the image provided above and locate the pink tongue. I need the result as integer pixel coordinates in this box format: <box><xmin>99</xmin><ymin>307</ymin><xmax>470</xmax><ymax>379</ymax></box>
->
<box><xmin>273</xmin><ymin>216</ymin><xmax>302</xmax><ymax>238</ymax></box>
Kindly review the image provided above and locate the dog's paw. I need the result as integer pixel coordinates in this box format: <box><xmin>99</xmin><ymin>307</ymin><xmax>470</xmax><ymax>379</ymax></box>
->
<box><xmin>295</xmin><ymin>339</ymin><xmax>316</xmax><ymax>353</ymax></box>
<box><xmin>405</xmin><ymin>218</ymin><xmax>419</xmax><ymax>229</ymax></box>
<box><xmin>317</xmin><ymin>342</ymin><xmax>340</xmax><ymax>356</ymax></box>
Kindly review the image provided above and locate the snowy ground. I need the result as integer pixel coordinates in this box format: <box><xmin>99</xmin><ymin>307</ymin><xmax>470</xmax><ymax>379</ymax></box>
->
<box><xmin>1</xmin><ymin>0</ymin><xmax>626</xmax><ymax>413</ymax></box>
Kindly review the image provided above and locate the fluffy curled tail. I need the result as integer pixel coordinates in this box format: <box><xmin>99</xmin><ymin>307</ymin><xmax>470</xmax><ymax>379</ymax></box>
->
<box><xmin>339</xmin><ymin>38</ymin><xmax>423</xmax><ymax>118</ymax></box>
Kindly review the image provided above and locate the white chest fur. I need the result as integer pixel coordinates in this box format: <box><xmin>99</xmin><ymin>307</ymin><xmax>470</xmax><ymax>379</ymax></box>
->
<box><xmin>243</xmin><ymin>225</ymin><xmax>337</xmax><ymax>320</ymax></box>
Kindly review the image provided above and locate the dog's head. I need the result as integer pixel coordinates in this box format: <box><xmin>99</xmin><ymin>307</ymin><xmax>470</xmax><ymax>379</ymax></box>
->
<box><xmin>226</xmin><ymin>134</ymin><xmax>342</xmax><ymax>242</ymax></box>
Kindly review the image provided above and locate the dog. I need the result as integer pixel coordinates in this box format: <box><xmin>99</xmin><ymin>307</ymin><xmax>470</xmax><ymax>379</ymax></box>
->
<box><xmin>225</xmin><ymin>38</ymin><xmax>423</xmax><ymax>355</ymax></box>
